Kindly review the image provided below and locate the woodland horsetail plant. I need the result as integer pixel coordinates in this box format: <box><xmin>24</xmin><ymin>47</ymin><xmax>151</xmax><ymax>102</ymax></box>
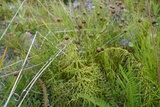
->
<box><xmin>0</xmin><ymin>0</ymin><xmax>160</xmax><ymax>107</ymax></box>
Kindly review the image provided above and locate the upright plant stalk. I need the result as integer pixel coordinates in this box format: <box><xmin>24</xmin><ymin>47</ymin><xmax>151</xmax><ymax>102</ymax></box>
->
<box><xmin>146</xmin><ymin>0</ymin><xmax>160</xmax><ymax>84</ymax></box>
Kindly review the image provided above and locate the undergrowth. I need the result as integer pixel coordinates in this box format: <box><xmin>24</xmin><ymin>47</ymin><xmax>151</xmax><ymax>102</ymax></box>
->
<box><xmin>0</xmin><ymin>0</ymin><xmax>160</xmax><ymax>107</ymax></box>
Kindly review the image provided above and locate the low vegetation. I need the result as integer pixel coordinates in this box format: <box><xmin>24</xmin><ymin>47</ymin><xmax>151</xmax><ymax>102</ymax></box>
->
<box><xmin>0</xmin><ymin>0</ymin><xmax>160</xmax><ymax>106</ymax></box>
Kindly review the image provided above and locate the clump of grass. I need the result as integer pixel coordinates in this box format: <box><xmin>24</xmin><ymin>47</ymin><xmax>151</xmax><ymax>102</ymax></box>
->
<box><xmin>0</xmin><ymin>0</ymin><xmax>160</xmax><ymax>107</ymax></box>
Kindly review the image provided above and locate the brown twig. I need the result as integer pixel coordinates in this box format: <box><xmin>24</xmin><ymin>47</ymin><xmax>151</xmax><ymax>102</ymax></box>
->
<box><xmin>38</xmin><ymin>78</ymin><xmax>48</xmax><ymax>107</ymax></box>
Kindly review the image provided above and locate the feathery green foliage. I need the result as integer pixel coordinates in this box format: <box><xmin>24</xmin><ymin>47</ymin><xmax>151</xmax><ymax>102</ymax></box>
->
<box><xmin>0</xmin><ymin>0</ymin><xmax>160</xmax><ymax>107</ymax></box>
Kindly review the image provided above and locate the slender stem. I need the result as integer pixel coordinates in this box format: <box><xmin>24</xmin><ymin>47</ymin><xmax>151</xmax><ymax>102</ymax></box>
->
<box><xmin>146</xmin><ymin>0</ymin><xmax>160</xmax><ymax>84</ymax></box>
<box><xmin>0</xmin><ymin>0</ymin><xmax>26</xmax><ymax>41</ymax></box>
<box><xmin>3</xmin><ymin>31</ymin><xmax>38</xmax><ymax>107</ymax></box>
